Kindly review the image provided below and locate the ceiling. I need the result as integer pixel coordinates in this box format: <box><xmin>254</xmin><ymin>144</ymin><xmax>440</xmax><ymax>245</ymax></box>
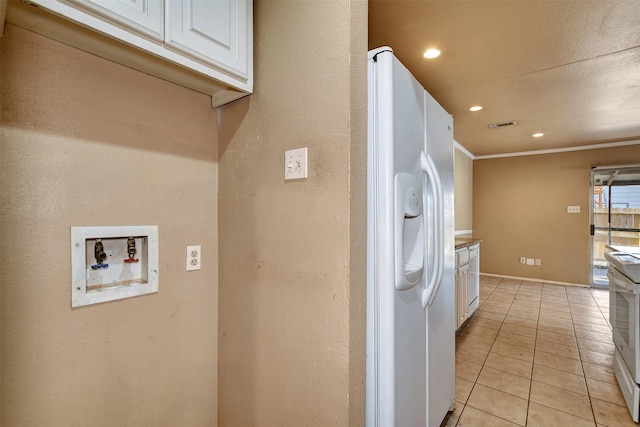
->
<box><xmin>368</xmin><ymin>1</ymin><xmax>640</xmax><ymax>157</ymax></box>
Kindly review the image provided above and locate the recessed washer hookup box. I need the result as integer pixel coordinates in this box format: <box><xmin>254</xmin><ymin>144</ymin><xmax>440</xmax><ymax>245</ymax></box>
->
<box><xmin>71</xmin><ymin>225</ymin><xmax>159</xmax><ymax>307</ymax></box>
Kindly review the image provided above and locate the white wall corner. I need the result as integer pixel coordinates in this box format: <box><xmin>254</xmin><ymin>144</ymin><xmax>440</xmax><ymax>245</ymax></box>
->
<box><xmin>454</xmin><ymin>140</ymin><xmax>475</xmax><ymax>160</ymax></box>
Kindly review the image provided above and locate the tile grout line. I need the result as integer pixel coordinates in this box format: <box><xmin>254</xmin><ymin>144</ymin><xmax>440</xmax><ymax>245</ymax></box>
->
<box><xmin>454</xmin><ymin>277</ymin><xmax>502</xmax><ymax>426</ymax></box>
<box><xmin>467</xmin><ymin>278</ymin><xmax>532</xmax><ymax>426</ymax></box>
<box><xmin>454</xmin><ymin>278</ymin><xmax>629</xmax><ymax>426</ymax></box>
<box><xmin>478</xmin><ymin>277</ymin><xmax>521</xmax><ymax>426</ymax></box>
<box><xmin>524</xmin><ymin>282</ymin><xmax>542</xmax><ymax>427</ymax></box>
<box><xmin>569</xmin><ymin>287</ymin><xmax>598</xmax><ymax>425</ymax></box>
<box><xmin>493</xmin><ymin>280</ymin><xmax>524</xmax><ymax>425</ymax></box>
<box><xmin>537</xmin><ymin>285</ymin><xmax>600</xmax><ymax>424</ymax></box>
<box><xmin>489</xmin><ymin>282</ymin><xmax>581</xmax><ymax>425</ymax></box>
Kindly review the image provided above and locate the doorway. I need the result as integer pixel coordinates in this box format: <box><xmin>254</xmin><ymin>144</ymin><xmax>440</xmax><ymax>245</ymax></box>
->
<box><xmin>590</xmin><ymin>166</ymin><xmax>640</xmax><ymax>287</ymax></box>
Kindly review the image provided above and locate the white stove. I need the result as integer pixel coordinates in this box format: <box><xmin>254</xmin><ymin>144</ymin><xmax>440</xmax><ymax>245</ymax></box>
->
<box><xmin>607</xmin><ymin>252</ymin><xmax>640</xmax><ymax>283</ymax></box>
<box><xmin>606</xmin><ymin>251</ymin><xmax>640</xmax><ymax>422</ymax></box>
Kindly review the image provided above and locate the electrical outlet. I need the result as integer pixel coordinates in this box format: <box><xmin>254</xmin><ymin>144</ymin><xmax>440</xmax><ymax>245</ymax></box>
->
<box><xmin>186</xmin><ymin>245</ymin><xmax>201</xmax><ymax>271</ymax></box>
<box><xmin>520</xmin><ymin>257</ymin><xmax>526</xmax><ymax>264</ymax></box>
<box><xmin>285</xmin><ymin>148</ymin><xmax>308</xmax><ymax>180</ymax></box>
<box><xmin>535</xmin><ymin>259</ymin><xmax>541</xmax><ymax>266</ymax></box>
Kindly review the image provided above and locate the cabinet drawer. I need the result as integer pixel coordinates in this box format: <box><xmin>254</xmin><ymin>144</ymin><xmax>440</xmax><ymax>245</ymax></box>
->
<box><xmin>456</xmin><ymin>248</ymin><xmax>469</xmax><ymax>267</ymax></box>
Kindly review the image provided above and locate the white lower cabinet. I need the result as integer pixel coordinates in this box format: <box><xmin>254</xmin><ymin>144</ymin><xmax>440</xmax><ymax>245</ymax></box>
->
<box><xmin>456</xmin><ymin>261</ymin><xmax>469</xmax><ymax>329</ymax></box>
<box><xmin>456</xmin><ymin>247</ymin><xmax>470</xmax><ymax>329</ymax></box>
<box><xmin>456</xmin><ymin>243</ymin><xmax>480</xmax><ymax>330</ymax></box>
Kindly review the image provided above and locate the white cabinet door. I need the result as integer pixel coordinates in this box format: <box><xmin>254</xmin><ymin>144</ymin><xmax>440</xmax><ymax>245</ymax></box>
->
<box><xmin>68</xmin><ymin>0</ymin><xmax>163</xmax><ymax>39</ymax></box>
<box><xmin>10</xmin><ymin>0</ymin><xmax>252</xmax><ymax>104</ymax></box>
<box><xmin>456</xmin><ymin>263</ymin><xmax>469</xmax><ymax>329</ymax></box>
<box><xmin>468</xmin><ymin>244</ymin><xmax>480</xmax><ymax>315</ymax></box>
<box><xmin>166</xmin><ymin>0</ymin><xmax>250</xmax><ymax>81</ymax></box>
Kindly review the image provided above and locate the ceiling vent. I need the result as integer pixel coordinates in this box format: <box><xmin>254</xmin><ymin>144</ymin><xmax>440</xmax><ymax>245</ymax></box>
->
<box><xmin>488</xmin><ymin>120</ymin><xmax>518</xmax><ymax>129</ymax></box>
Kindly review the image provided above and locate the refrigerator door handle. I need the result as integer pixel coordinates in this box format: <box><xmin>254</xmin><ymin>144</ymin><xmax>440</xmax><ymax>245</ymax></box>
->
<box><xmin>427</xmin><ymin>155</ymin><xmax>445</xmax><ymax>307</ymax></box>
<box><xmin>421</xmin><ymin>151</ymin><xmax>445</xmax><ymax>309</ymax></box>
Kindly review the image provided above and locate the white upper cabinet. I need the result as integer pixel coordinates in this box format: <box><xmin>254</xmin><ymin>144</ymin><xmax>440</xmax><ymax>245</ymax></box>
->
<box><xmin>69</xmin><ymin>0</ymin><xmax>164</xmax><ymax>39</ymax></box>
<box><xmin>6</xmin><ymin>0</ymin><xmax>253</xmax><ymax>107</ymax></box>
<box><xmin>166</xmin><ymin>0</ymin><xmax>249</xmax><ymax>81</ymax></box>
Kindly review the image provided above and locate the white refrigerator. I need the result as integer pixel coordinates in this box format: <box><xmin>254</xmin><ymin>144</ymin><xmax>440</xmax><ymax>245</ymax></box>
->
<box><xmin>366</xmin><ymin>47</ymin><xmax>455</xmax><ymax>427</ymax></box>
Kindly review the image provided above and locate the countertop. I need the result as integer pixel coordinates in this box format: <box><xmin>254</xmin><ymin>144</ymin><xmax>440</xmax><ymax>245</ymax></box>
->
<box><xmin>455</xmin><ymin>238</ymin><xmax>482</xmax><ymax>250</ymax></box>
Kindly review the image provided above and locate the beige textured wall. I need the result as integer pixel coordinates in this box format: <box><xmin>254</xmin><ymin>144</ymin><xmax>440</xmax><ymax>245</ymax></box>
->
<box><xmin>1</xmin><ymin>24</ymin><xmax>219</xmax><ymax>426</ymax></box>
<box><xmin>348</xmin><ymin>0</ymin><xmax>368</xmax><ymax>422</ymax></box>
<box><xmin>474</xmin><ymin>145</ymin><xmax>640</xmax><ymax>284</ymax></box>
<box><xmin>454</xmin><ymin>147</ymin><xmax>474</xmax><ymax>234</ymax></box>
<box><xmin>217</xmin><ymin>0</ymin><xmax>366</xmax><ymax>425</ymax></box>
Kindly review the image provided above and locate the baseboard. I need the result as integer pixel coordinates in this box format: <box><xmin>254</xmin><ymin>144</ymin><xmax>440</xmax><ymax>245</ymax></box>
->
<box><xmin>480</xmin><ymin>272</ymin><xmax>590</xmax><ymax>288</ymax></box>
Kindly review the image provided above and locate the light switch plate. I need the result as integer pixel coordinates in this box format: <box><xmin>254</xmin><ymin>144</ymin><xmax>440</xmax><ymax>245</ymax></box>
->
<box><xmin>567</xmin><ymin>206</ymin><xmax>580</xmax><ymax>213</ymax></box>
<box><xmin>285</xmin><ymin>148</ymin><xmax>308</xmax><ymax>180</ymax></box>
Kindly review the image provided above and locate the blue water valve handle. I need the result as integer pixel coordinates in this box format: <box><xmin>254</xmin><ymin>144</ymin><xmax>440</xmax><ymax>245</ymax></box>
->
<box><xmin>91</xmin><ymin>263</ymin><xmax>109</xmax><ymax>270</ymax></box>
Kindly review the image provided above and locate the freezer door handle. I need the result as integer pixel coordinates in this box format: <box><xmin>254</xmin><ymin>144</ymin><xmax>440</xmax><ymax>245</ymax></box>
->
<box><xmin>421</xmin><ymin>151</ymin><xmax>444</xmax><ymax>309</ymax></box>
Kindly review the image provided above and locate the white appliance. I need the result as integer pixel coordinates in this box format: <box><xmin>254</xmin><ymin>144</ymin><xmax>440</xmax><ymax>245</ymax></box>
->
<box><xmin>606</xmin><ymin>251</ymin><xmax>640</xmax><ymax>422</ymax></box>
<box><xmin>366</xmin><ymin>47</ymin><xmax>455</xmax><ymax>427</ymax></box>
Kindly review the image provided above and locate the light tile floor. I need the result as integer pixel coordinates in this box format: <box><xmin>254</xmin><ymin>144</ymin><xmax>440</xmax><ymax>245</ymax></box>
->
<box><xmin>443</xmin><ymin>275</ymin><xmax>638</xmax><ymax>427</ymax></box>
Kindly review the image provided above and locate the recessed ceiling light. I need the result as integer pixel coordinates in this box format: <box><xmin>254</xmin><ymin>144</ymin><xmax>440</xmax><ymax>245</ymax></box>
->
<box><xmin>533</xmin><ymin>133</ymin><xmax>544</xmax><ymax>138</ymax></box>
<box><xmin>469</xmin><ymin>106</ymin><xmax>483</xmax><ymax>112</ymax></box>
<box><xmin>423</xmin><ymin>48</ymin><xmax>441</xmax><ymax>59</ymax></box>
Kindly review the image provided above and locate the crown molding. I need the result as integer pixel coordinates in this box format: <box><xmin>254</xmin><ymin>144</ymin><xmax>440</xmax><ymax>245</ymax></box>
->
<box><xmin>474</xmin><ymin>139</ymin><xmax>640</xmax><ymax>160</ymax></box>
